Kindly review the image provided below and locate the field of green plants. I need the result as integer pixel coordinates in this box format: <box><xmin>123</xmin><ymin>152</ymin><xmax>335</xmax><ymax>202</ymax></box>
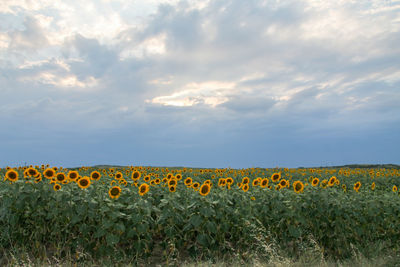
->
<box><xmin>1</xmin><ymin>165</ymin><xmax>400</xmax><ymax>265</ymax></box>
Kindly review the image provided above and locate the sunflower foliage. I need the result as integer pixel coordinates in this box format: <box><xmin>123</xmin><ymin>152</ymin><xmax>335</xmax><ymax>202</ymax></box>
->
<box><xmin>0</xmin><ymin>165</ymin><xmax>400</xmax><ymax>263</ymax></box>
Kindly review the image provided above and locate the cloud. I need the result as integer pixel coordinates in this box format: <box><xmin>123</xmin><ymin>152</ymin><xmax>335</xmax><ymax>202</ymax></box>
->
<box><xmin>7</xmin><ymin>16</ymin><xmax>48</xmax><ymax>51</ymax></box>
<box><xmin>1</xmin><ymin>0</ymin><xmax>400</xmax><ymax>167</ymax></box>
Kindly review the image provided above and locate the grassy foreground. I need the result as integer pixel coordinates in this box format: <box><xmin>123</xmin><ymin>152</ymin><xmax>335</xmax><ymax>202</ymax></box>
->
<box><xmin>1</xmin><ymin>165</ymin><xmax>400</xmax><ymax>266</ymax></box>
<box><xmin>2</xmin><ymin>246</ymin><xmax>400</xmax><ymax>266</ymax></box>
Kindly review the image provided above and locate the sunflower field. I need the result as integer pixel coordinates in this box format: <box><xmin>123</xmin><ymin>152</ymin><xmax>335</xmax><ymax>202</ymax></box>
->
<box><xmin>1</xmin><ymin>165</ymin><xmax>400</xmax><ymax>263</ymax></box>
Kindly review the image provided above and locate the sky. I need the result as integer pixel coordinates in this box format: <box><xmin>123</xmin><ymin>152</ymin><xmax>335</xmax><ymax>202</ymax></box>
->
<box><xmin>1</xmin><ymin>0</ymin><xmax>400</xmax><ymax>168</ymax></box>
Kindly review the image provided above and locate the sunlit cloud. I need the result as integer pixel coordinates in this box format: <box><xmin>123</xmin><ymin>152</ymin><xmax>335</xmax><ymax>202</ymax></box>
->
<box><xmin>150</xmin><ymin>81</ymin><xmax>235</xmax><ymax>107</ymax></box>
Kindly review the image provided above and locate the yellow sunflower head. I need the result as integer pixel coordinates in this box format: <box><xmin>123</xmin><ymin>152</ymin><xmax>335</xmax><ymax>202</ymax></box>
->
<box><xmin>5</xmin><ymin>169</ymin><xmax>19</xmax><ymax>182</ymax></box>
<box><xmin>77</xmin><ymin>176</ymin><xmax>91</xmax><ymax>189</ymax></box>
<box><xmin>169</xmin><ymin>185</ymin><xmax>176</xmax><ymax>192</ymax></box>
<box><xmin>131</xmin><ymin>171</ymin><xmax>141</xmax><ymax>181</ymax></box>
<box><xmin>328</xmin><ymin>176</ymin><xmax>336</xmax><ymax>187</ymax></box>
<box><xmin>199</xmin><ymin>183</ymin><xmax>211</xmax><ymax>196</ymax></box>
<box><xmin>271</xmin><ymin>172</ymin><xmax>281</xmax><ymax>182</ymax></box>
<box><xmin>279</xmin><ymin>179</ymin><xmax>287</xmax><ymax>188</ymax></box>
<box><xmin>68</xmin><ymin>170</ymin><xmax>79</xmax><ymax>181</ymax></box>
<box><xmin>260</xmin><ymin>178</ymin><xmax>269</xmax><ymax>188</ymax></box>
<box><xmin>242</xmin><ymin>183</ymin><xmax>249</xmax><ymax>192</ymax></box>
<box><xmin>26</xmin><ymin>167</ymin><xmax>38</xmax><ymax>177</ymax></box>
<box><xmin>184</xmin><ymin>177</ymin><xmax>192</xmax><ymax>186</ymax></box>
<box><xmin>109</xmin><ymin>186</ymin><xmax>122</xmax><ymax>199</ymax></box>
<box><xmin>192</xmin><ymin>182</ymin><xmax>200</xmax><ymax>191</ymax></box>
<box><xmin>293</xmin><ymin>181</ymin><xmax>304</xmax><ymax>193</ymax></box>
<box><xmin>115</xmin><ymin>172</ymin><xmax>123</xmax><ymax>180</ymax></box>
<box><xmin>53</xmin><ymin>184</ymin><xmax>61</xmax><ymax>191</ymax></box>
<box><xmin>90</xmin><ymin>171</ymin><xmax>101</xmax><ymax>181</ymax></box>
<box><xmin>55</xmin><ymin>172</ymin><xmax>67</xmax><ymax>183</ymax></box>
<box><xmin>139</xmin><ymin>183</ymin><xmax>150</xmax><ymax>196</ymax></box>
<box><xmin>354</xmin><ymin>181</ymin><xmax>361</xmax><ymax>192</ymax></box>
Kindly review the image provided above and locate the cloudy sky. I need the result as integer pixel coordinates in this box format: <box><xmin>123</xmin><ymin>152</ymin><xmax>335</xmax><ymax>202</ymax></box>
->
<box><xmin>1</xmin><ymin>0</ymin><xmax>399</xmax><ymax>168</ymax></box>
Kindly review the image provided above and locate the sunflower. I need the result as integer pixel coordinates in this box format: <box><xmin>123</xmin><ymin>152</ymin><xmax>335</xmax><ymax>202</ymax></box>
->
<box><xmin>184</xmin><ymin>177</ymin><xmax>192</xmax><ymax>186</ymax></box>
<box><xmin>115</xmin><ymin>172</ymin><xmax>123</xmax><ymax>180</ymax></box>
<box><xmin>393</xmin><ymin>185</ymin><xmax>398</xmax><ymax>192</ymax></box>
<box><xmin>78</xmin><ymin>176</ymin><xmax>91</xmax><ymax>189</ymax></box>
<box><xmin>90</xmin><ymin>171</ymin><xmax>101</xmax><ymax>181</ymax></box>
<box><xmin>371</xmin><ymin>182</ymin><xmax>376</xmax><ymax>191</ymax></box>
<box><xmin>109</xmin><ymin>186</ymin><xmax>121</xmax><ymax>199</ymax></box>
<box><xmin>311</xmin><ymin>178</ymin><xmax>319</xmax><ymax>187</ymax></box>
<box><xmin>139</xmin><ymin>183</ymin><xmax>150</xmax><ymax>196</ymax></box>
<box><xmin>279</xmin><ymin>179</ymin><xmax>288</xmax><ymax>188</ymax></box>
<box><xmin>26</xmin><ymin>167</ymin><xmax>38</xmax><ymax>177</ymax></box>
<box><xmin>5</xmin><ymin>169</ymin><xmax>19</xmax><ymax>182</ymax></box>
<box><xmin>144</xmin><ymin>175</ymin><xmax>151</xmax><ymax>182</ymax></box>
<box><xmin>168</xmin><ymin>179</ymin><xmax>177</xmax><ymax>187</ymax></box>
<box><xmin>175</xmin><ymin>174</ymin><xmax>182</xmax><ymax>180</ymax></box>
<box><xmin>155</xmin><ymin>178</ymin><xmax>161</xmax><ymax>184</ymax></box>
<box><xmin>192</xmin><ymin>182</ymin><xmax>200</xmax><ymax>191</ymax></box>
<box><xmin>225</xmin><ymin>177</ymin><xmax>234</xmax><ymax>185</ymax></box>
<box><xmin>242</xmin><ymin>177</ymin><xmax>250</xmax><ymax>184</ymax></box>
<box><xmin>68</xmin><ymin>170</ymin><xmax>79</xmax><ymax>181</ymax></box>
<box><xmin>169</xmin><ymin>185</ymin><xmax>176</xmax><ymax>192</ymax></box>
<box><xmin>321</xmin><ymin>179</ymin><xmax>328</xmax><ymax>188</ymax></box>
<box><xmin>204</xmin><ymin>179</ymin><xmax>212</xmax><ymax>185</ymax></box>
<box><xmin>199</xmin><ymin>183</ymin><xmax>211</xmax><ymax>196</ymax></box>
<box><xmin>53</xmin><ymin>184</ymin><xmax>61</xmax><ymax>191</ymax></box>
<box><xmin>328</xmin><ymin>176</ymin><xmax>336</xmax><ymax>187</ymax></box>
<box><xmin>353</xmin><ymin>182</ymin><xmax>361</xmax><ymax>192</ymax></box>
<box><xmin>242</xmin><ymin>184</ymin><xmax>249</xmax><ymax>192</ymax></box>
<box><xmin>131</xmin><ymin>171</ymin><xmax>141</xmax><ymax>181</ymax></box>
<box><xmin>252</xmin><ymin>178</ymin><xmax>260</xmax><ymax>187</ymax></box>
<box><xmin>275</xmin><ymin>184</ymin><xmax>281</xmax><ymax>190</ymax></box>
<box><xmin>260</xmin><ymin>178</ymin><xmax>269</xmax><ymax>188</ymax></box>
<box><xmin>293</xmin><ymin>181</ymin><xmax>304</xmax><ymax>193</ymax></box>
<box><xmin>34</xmin><ymin>175</ymin><xmax>42</xmax><ymax>183</ymax></box>
<box><xmin>55</xmin><ymin>173</ymin><xmax>67</xmax><ymax>183</ymax></box>
<box><xmin>271</xmin><ymin>172</ymin><xmax>281</xmax><ymax>182</ymax></box>
<box><xmin>342</xmin><ymin>184</ymin><xmax>347</xmax><ymax>191</ymax></box>
<box><xmin>218</xmin><ymin>178</ymin><xmax>226</xmax><ymax>187</ymax></box>
<box><xmin>166</xmin><ymin>173</ymin><xmax>173</xmax><ymax>179</ymax></box>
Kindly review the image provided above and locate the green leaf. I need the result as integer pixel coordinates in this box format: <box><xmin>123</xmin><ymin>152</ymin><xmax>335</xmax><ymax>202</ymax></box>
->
<box><xmin>189</xmin><ymin>215</ymin><xmax>203</xmax><ymax>228</ymax></box>
<box><xmin>70</xmin><ymin>214</ymin><xmax>81</xmax><ymax>225</ymax></box>
<box><xmin>206</xmin><ymin>221</ymin><xmax>217</xmax><ymax>234</ymax></box>
<box><xmin>196</xmin><ymin>233</ymin><xmax>209</xmax><ymax>246</ymax></box>
<box><xmin>94</xmin><ymin>228</ymin><xmax>107</xmax><ymax>238</ymax></box>
<box><xmin>137</xmin><ymin>222</ymin><xmax>149</xmax><ymax>234</ymax></box>
<box><xmin>106</xmin><ymin>233</ymin><xmax>120</xmax><ymax>246</ymax></box>
<box><xmin>114</xmin><ymin>222</ymin><xmax>126</xmax><ymax>233</ymax></box>
<box><xmin>288</xmin><ymin>225</ymin><xmax>301</xmax><ymax>238</ymax></box>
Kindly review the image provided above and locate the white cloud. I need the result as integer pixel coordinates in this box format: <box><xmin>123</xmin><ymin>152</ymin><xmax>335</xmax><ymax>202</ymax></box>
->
<box><xmin>19</xmin><ymin>71</ymin><xmax>98</xmax><ymax>90</ymax></box>
<box><xmin>119</xmin><ymin>32</ymin><xmax>167</xmax><ymax>60</ymax></box>
<box><xmin>150</xmin><ymin>81</ymin><xmax>235</xmax><ymax>107</ymax></box>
